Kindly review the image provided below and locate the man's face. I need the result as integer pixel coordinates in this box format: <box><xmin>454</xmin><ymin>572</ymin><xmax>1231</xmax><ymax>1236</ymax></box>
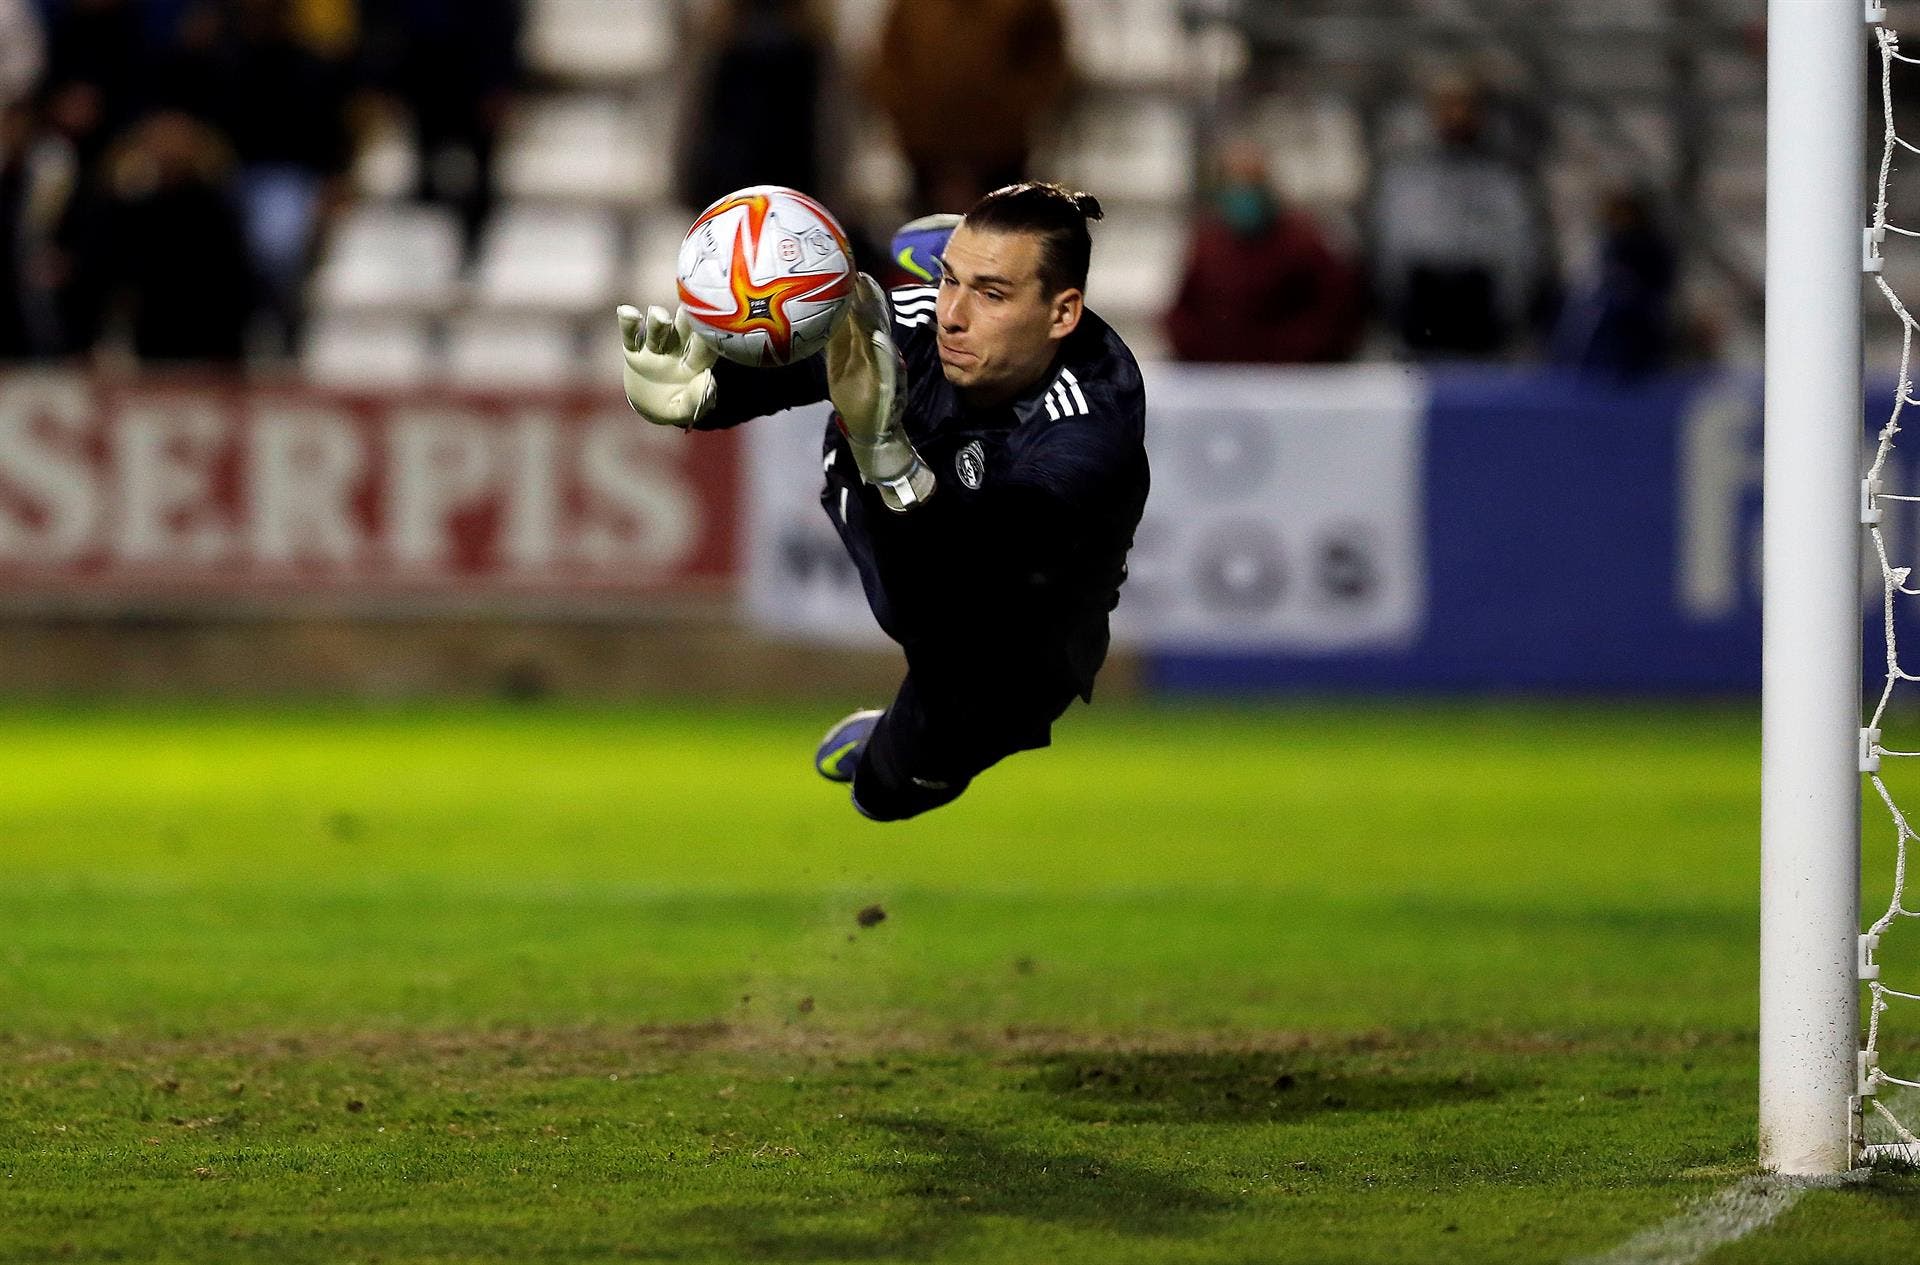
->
<box><xmin>934</xmin><ymin>225</ymin><xmax>1080</xmax><ymax>404</ymax></box>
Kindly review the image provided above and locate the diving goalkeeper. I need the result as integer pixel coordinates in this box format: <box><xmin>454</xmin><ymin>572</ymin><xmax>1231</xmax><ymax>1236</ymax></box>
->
<box><xmin>617</xmin><ymin>183</ymin><xmax>1149</xmax><ymax>821</ymax></box>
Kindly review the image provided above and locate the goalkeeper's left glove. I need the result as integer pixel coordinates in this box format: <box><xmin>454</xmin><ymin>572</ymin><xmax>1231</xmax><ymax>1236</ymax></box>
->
<box><xmin>617</xmin><ymin>304</ymin><xmax>718</xmax><ymax>428</ymax></box>
<box><xmin>827</xmin><ymin>273</ymin><xmax>936</xmax><ymax>512</ymax></box>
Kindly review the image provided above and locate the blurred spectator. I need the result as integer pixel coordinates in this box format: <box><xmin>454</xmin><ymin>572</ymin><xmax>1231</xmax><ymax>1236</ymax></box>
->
<box><xmin>140</xmin><ymin>0</ymin><xmax>197</xmax><ymax>44</ymax></box>
<box><xmin>359</xmin><ymin>0</ymin><xmax>524</xmax><ymax>253</ymax></box>
<box><xmin>288</xmin><ymin>0</ymin><xmax>357</xmax><ymax>59</ymax></box>
<box><xmin>62</xmin><ymin>110</ymin><xmax>256</xmax><ymax>363</ymax></box>
<box><xmin>1164</xmin><ymin>139</ymin><xmax>1363</xmax><ymax>364</ymax></box>
<box><xmin>0</xmin><ymin>100</ymin><xmax>79</xmax><ymax>358</ymax></box>
<box><xmin>865</xmin><ymin>0</ymin><xmax>1069</xmax><ymax>214</ymax></box>
<box><xmin>0</xmin><ymin>0</ymin><xmax>45</xmax><ymax>111</ymax></box>
<box><xmin>160</xmin><ymin>0</ymin><xmax>354</xmax><ymax>352</ymax></box>
<box><xmin>140</xmin><ymin>0</ymin><xmax>350</xmax><ymax>52</ymax></box>
<box><xmin>1550</xmin><ymin>187</ymin><xmax>1679</xmax><ymax>379</ymax></box>
<box><xmin>0</xmin><ymin>104</ymin><xmax>36</xmax><ymax>356</ymax></box>
<box><xmin>682</xmin><ymin>0</ymin><xmax>829</xmax><ymax>210</ymax></box>
<box><xmin>40</xmin><ymin>0</ymin><xmax>151</xmax><ymax>178</ymax></box>
<box><xmin>1371</xmin><ymin>73</ymin><xmax>1550</xmax><ymax>358</ymax></box>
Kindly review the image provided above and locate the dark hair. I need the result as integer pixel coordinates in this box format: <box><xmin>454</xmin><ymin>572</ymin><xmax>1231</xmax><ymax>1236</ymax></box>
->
<box><xmin>960</xmin><ymin>182</ymin><xmax>1103</xmax><ymax>296</ymax></box>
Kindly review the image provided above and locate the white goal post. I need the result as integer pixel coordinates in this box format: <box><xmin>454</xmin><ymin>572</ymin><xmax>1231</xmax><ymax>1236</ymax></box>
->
<box><xmin>1759</xmin><ymin>0</ymin><xmax>1866</xmax><ymax>1176</ymax></box>
<box><xmin>1763</xmin><ymin>0</ymin><xmax>1920</xmax><ymax>1175</ymax></box>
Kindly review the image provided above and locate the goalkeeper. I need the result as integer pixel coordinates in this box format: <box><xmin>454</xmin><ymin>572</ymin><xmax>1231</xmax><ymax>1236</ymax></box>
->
<box><xmin>618</xmin><ymin>183</ymin><xmax>1148</xmax><ymax>821</ymax></box>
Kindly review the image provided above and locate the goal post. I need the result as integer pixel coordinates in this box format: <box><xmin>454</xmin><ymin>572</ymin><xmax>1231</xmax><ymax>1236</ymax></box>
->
<box><xmin>1758</xmin><ymin>0</ymin><xmax>1866</xmax><ymax>1176</ymax></box>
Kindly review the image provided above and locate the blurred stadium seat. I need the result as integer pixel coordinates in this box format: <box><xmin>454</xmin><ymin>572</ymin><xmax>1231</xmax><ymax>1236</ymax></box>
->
<box><xmin>1042</xmin><ymin>95</ymin><xmax>1190</xmax><ymax>205</ymax></box>
<box><xmin>845</xmin><ymin>115</ymin><xmax>912</xmax><ymax>209</ymax></box>
<box><xmin>522</xmin><ymin>0</ymin><xmax>674</xmax><ymax>83</ymax></box>
<box><xmin>625</xmin><ymin>208</ymin><xmax>699</xmax><ymax>311</ymax></box>
<box><xmin>1067</xmin><ymin>0</ymin><xmax>1196</xmax><ymax>87</ymax></box>
<box><xmin>1547</xmin><ymin>0</ymin><xmax>1672</xmax><ymax>31</ymax></box>
<box><xmin>824</xmin><ymin>0</ymin><xmax>891</xmax><ymax>65</ymax></box>
<box><xmin>496</xmin><ymin>93</ymin><xmax>668</xmax><ymax>206</ymax></box>
<box><xmin>1246</xmin><ymin>93</ymin><xmax>1368</xmax><ymax>220</ymax></box>
<box><xmin>302</xmin><ymin>313</ymin><xmax>436</xmax><ymax>388</ymax></box>
<box><xmin>1549</xmin><ymin>42</ymin><xmax>1674</xmax><ymax>97</ymax></box>
<box><xmin>350</xmin><ymin>111</ymin><xmax>420</xmax><ymax>204</ymax></box>
<box><xmin>311</xmin><ymin>204</ymin><xmax>465</xmax><ymax>314</ymax></box>
<box><xmin>445</xmin><ymin>311</ymin><xmax>587</xmax><ymax>388</ymax></box>
<box><xmin>1087</xmin><ymin>204</ymin><xmax>1185</xmax><ymax>357</ymax></box>
<box><xmin>473</xmin><ymin>205</ymin><xmax>622</xmax><ymax>316</ymax></box>
<box><xmin>1702</xmin><ymin>106</ymin><xmax>1766</xmax><ymax>221</ymax></box>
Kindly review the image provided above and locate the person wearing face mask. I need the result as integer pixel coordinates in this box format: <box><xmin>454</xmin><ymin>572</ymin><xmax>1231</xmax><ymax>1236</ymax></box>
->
<box><xmin>1163</xmin><ymin>139</ymin><xmax>1364</xmax><ymax>364</ymax></box>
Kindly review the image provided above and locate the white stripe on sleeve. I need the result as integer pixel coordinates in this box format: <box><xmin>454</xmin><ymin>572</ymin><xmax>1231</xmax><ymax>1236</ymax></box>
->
<box><xmin>1060</xmin><ymin>367</ymin><xmax>1090</xmax><ymax>415</ymax></box>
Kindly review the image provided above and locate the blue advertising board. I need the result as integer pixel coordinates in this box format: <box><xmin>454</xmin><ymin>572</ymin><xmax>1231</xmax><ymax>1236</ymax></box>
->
<box><xmin>1150</xmin><ymin>367</ymin><xmax>1885</xmax><ymax>693</ymax></box>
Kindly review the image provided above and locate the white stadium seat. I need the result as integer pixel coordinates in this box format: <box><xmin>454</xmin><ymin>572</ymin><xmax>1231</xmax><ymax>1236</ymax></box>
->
<box><xmin>847</xmin><ymin>115</ymin><xmax>911</xmax><ymax>208</ymax></box>
<box><xmin>1045</xmin><ymin>95</ymin><xmax>1190</xmax><ymax>205</ymax></box>
<box><xmin>1544</xmin><ymin>156</ymin><xmax>1601</xmax><ymax>276</ymax></box>
<box><xmin>1613</xmin><ymin>105</ymin><xmax>1678</xmax><ymax>180</ymax></box>
<box><xmin>1702</xmin><ymin>156</ymin><xmax>1765</xmax><ymax>220</ymax></box>
<box><xmin>824</xmin><ymin>0</ymin><xmax>890</xmax><ymax>63</ymax></box>
<box><xmin>624</xmin><ymin>208</ymin><xmax>698</xmax><ymax>311</ymax></box>
<box><xmin>445</xmin><ymin>312</ymin><xmax>586</xmax><ymax>389</ymax></box>
<box><xmin>310</xmin><ymin>204</ymin><xmax>463</xmax><ymax>314</ymax></box>
<box><xmin>1087</xmin><ymin>205</ymin><xmax>1186</xmax><ymax>328</ymax></box>
<box><xmin>1700</xmin><ymin>47</ymin><xmax>1762</xmax><ymax>102</ymax></box>
<box><xmin>1547</xmin><ymin>0</ymin><xmax>1671</xmax><ymax>32</ymax></box>
<box><xmin>523</xmin><ymin>0</ymin><xmax>675</xmax><ymax>83</ymax></box>
<box><xmin>472</xmin><ymin>205</ymin><xmax>622</xmax><ymax>315</ymax></box>
<box><xmin>350</xmin><ymin>110</ymin><xmax>419</xmax><ymax>202</ymax></box>
<box><xmin>496</xmin><ymin>94</ymin><xmax>669</xmax><ymax>205</ymax></box>
<box><xmin>1247</xmin><ymin>93</ymin><xmax>1368</xmax><ymax>215</ymax></box>
<box><xmin>302</xmin><ymin>313</ymin><xmax>435</xmax><ymax>389</ymax></box>
<box><xmin>1551</xmin><ymin>43</ymin><xmax>1672</xmax><ymax>96</ymax></box>
<box><xmin>1068</xmin><ymin>0</ymin><xmax>1190</xmax><ymax>86</ymax></box>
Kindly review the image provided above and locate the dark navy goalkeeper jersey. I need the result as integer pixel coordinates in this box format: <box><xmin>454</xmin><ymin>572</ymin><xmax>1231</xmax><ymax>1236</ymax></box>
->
<box><xmin>697</xmin><ymin>283</ymin><xmax>1150</xmax><ymax>701</ymax></box>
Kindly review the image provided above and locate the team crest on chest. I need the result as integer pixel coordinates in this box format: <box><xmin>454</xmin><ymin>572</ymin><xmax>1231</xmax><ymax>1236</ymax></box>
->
<box><xmin>955</xmin><ymin>439</ymin><xmax>986</xmax><ymax>490</ymax></box>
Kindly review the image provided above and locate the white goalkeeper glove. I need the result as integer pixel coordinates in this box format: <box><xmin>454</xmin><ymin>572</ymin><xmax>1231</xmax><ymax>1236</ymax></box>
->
<box><xmin>828</xmin><ymin>273</ymin><xmax>935</xmax><ymax>512</ymax></box>
<box><xmin>617</xmin><ymin>304</ymin><xmax>718</xmax><ymax>428</ymax></box>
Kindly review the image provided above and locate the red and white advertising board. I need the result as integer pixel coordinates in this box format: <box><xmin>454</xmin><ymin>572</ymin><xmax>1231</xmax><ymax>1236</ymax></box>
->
<box><xmin>0</xmin><ymin>372</ymin><xmax>740</xmax><ymax>610</ymax></box>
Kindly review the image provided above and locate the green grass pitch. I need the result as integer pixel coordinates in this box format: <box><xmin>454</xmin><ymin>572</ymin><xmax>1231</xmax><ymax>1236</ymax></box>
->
<box><xmin>2</xmin><ymin>699</ymin><xmax>1917</xmax><ymax>1263</ymax></box>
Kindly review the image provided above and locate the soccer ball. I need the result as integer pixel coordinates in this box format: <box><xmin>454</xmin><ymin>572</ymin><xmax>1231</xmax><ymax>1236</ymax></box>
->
<box><xmin>675</xmin><ymin>185</ymin><xmax>856</xmax><ymax>367</ymax></box>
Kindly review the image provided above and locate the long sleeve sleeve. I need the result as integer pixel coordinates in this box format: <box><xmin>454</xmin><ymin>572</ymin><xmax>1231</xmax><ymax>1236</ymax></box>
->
<box><xmin>691</xmin><ymin>353</ymin><xmax>832</xmax><ymax>431</ymax></box>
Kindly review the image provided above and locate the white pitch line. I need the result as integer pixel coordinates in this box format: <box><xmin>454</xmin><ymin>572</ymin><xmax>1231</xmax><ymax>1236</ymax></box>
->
<box><xmin>1567</xmin><ymin>1173</ymin><xmax>1865</xmax><ymax>1265</ymax></box>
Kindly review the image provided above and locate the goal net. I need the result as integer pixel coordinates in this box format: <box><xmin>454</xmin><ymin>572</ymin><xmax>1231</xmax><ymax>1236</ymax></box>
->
<box><xmin>1858</xmin><ymin>15</ymin><xmax>1920</xmax><ymax>1169</ymax></box>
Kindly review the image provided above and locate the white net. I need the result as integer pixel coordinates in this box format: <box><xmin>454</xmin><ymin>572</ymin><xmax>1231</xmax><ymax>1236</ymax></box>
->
<box><xmin>1858</xmin><ymin>16</ymin><xmax>1920</xmax><ymax>1168</ymax></box>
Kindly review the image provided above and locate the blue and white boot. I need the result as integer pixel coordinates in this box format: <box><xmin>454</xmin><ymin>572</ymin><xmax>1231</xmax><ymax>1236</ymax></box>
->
<box><xmin>815</xmin><ymin>708</ymin><xmax>883</xmax><ymax>783</ymax></box>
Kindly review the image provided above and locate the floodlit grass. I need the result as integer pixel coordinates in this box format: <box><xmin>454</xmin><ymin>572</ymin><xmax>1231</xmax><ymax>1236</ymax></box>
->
<box><xmin>0</xmin><ymin>700</ymin><xmax>1914</xmax><ymax>1263</ymax></box>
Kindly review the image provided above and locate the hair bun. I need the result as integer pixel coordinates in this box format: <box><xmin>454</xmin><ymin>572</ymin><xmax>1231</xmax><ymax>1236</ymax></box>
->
<box><xmin>1073</xmin><ymin>192</ymin><xmax>1104</xmax><ymax>222</ymax></box>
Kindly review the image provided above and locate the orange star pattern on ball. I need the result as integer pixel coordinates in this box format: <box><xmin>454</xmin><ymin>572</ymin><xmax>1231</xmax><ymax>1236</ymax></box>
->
<box><xmin>680</xmin><ymin>193</ymin><xmax>853</xmax><ymax>364</ymax></box>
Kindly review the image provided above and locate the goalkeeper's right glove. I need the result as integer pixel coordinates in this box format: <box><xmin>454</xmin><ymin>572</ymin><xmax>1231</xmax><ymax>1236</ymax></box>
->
<box><xmin>617</xmin><ymin>304</ymin><xmax>718</xmax><ymax>428</ymax></box>
<box><xmin>827</xmin><ymin>273</ymin><xmax>936</xmax><ymax>512</ymax></box>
